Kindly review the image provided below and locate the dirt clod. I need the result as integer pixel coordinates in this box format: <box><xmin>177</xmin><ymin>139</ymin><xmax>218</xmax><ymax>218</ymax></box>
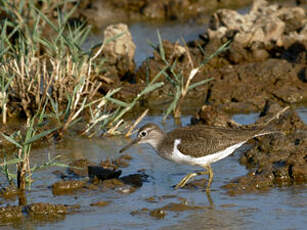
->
<box><xmin>52</xmin><ymin>180</ymin><xmax>86</xmax><ymax>195</ymax></box>
<box><xmin>25</xmin><ymin>203</ymin><xmax>67</xmax><ymax>219</ymax></box>
<box><xmin>0</xmin><ymin>205</ymin><xmax>23</xmax><ymax>223</ymax></box>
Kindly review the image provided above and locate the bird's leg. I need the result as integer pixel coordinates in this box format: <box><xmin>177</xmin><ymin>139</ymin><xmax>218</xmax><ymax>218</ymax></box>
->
<box><xmin>205</xmin><ymin>165</ymin><xmax>214</xmax><ymax>191</ymax></box>
<box><xmin>175</xmin><ymin>170</ymin><xmax>209</xmax><ymax>190</ymax></box>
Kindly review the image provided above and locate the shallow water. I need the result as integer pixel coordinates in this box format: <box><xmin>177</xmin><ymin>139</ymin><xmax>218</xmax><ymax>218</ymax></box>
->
<box><xmin>2</xmin><ymin>3</ymin><xmax>307</xmax><ymax>228</ymax></box>
<box><xmin>83</xmin><ymin>20</ymin><xmax>208</xmax><ymax>67</ymax></box>
<box><xmin>1</xmin><ymin>111</ymin><xmax>307</xmax><ymax>230</ymax></box>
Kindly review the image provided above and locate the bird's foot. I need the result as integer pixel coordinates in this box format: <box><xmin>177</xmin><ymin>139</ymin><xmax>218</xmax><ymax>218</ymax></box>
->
<box><xmin>174</xmin><ymin>172</ymin><xmax>199</xmax><ymax>189</ymax></box>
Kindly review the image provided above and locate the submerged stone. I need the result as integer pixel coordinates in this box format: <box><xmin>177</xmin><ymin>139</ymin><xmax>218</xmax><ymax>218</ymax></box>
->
<box><xmin>90</xmin><ymin>200</ymin><xmax>111</xmax><ymax>207</ymax></box>
<box><xmin>52</xmin><ymin>180</ymin><xmax>86</xmax><ymax>195</ymax></box>
<box><xmin>25</xmin><ymin>203</ymin><xmax>67</xmax><ymax>219</ymax></box>
<box><xmin>0</xmin><ymin>205</ymin><xmax>23</xmax><ymax>223</ymax></box>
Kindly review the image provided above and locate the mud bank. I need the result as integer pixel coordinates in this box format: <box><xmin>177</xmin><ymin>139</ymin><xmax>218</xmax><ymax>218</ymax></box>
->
<box><xmin>130</xmin><ymin>0</ymin><xmax>306</xmax><ymax>111</ymax></box>
<box><xmin>51</xmin><ymin>154</ymin><xmax>147</xmax><ymax>196</ymax></box>
<box><xmin>191</xmin><ymin>101</ymin><xmax>307</xmax><ymax>195</ymax></box>
<box><xmin>80</xmin><ymin>0</ymin><xmax>301</xmax><ymax>25</ymax></box>
<box><xmin>92</xmin><ymin>1</ymin><xmax>307</xmax><ymax>114</ymax></box>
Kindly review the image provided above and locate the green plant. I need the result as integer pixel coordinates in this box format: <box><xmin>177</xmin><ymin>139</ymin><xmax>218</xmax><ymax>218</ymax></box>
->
<box><xmin>0</xmin><ymin>0</ymin><xmax>166</xmax><ymax>137</ymax></box>
<box><xmin>0</xmin><ymin>111</ymin><xmax>61</xmax><ymax>192</ymax></box>
<box><xmin>153</xmin><ymin>31</ymin><xmax>231</xmax><ymax>120</ymax></box>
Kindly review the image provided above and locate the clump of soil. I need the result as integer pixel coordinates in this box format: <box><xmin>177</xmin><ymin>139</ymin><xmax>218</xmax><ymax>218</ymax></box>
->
<box><xmin>0</xmin><ymin>184</ymin><xmax>19</xmax><ymax>200</ymax></box>
<box><xmin>0</xmin><ymin>205</ymin><xmax>23</xmax><ymax>223</ymax></box>
<box><xmin>52</xmin><ymin>154</ymin><xmax>144</xmax><ymax>195</ymax></box>
<box><xmin>67</xmin><ymin>157</ymin><xmax>126</xmax><ymax>181</ymax></box>
<box><xmin>101</xmin><ymin>172</ymin><xmax>148</xmax><ymax>194</ymax></box>
<box><xmin>68</xmin><ymin>159</ymin><xmax>93</xmax><ymax>177</ymax></box>
<box><xmin>149</xmin><ymin>202</ymin><xmax>203</xmax><ymax>219</ymax></box>
<box><xmin>81</xmin><ymin>0</ymin><xmax>262</xmax><ymax>25</ymax></box>
<box><xmin>88</xmin><ymin>166</ymin><xmax>122</xmax><ymax>181</ymax></box>
<box><xmin>25</xmin><ymin>203</ymin><xmax>67</xmax><ymax>220</ymax></box>
<box><xmin>99</xmin><ymin>154</ymin><xmax>133</xmax><ymax>170</ymax></box>
<box><xmin>223</xmin><ymin>103</ymin><xmax>307</xmax><ymax>195</ymax></box>
<box><xmin>90</xmin><ymin>200</ymin><xmax>111</xmax><ymax>207</ymax></box>
<box><xmin>130</xmin><ymin>1</ymin><xmax>307</xmax><ymax>113</ymax></box>
<box><xmin>52</xmin><ymin>180</ymin><xmax>87</xmax><ymax>195</ymax></box>
<box><xmin>191</xmin><ymin>104</ymin><xmax>239</xmax><ymax>127</ymax></box>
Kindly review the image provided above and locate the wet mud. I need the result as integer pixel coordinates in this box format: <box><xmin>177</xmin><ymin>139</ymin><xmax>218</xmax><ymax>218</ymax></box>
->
<box><xmin>90</xmin><ymin>1</ymin><xmax>307</xmax><ymax>195</ymax></box>
<box><xmin>80</xmin><ymin>0</ymin><xmax>298</xmax><ymax>26</ymax></box>
<box><xmin>51</xmin><ymin>154</ymin><xmax>147</xmax><ymax>196</ymax></box>
<box><xmin>0</xmin><ymin>202</ymin><xmax>79</xmax><ymax>224</ymax></box>
<box><xmin>132</xmin><ymin>200</ymin><xmax>204</xmax><ymax>220</ymax></box>
<box><xmin>88</xmin><ymin>3</ymin><xmax>307</xmax><ymax>118</ymax></box>
<box><xmin>25</xmin><ymin>203</ymin><xmax>68</xmax><ymax>219</ymax></box>
<box><xmin>0</xmin><ymin>206</ymin><xmax>23</xmax><ymax>223</ymax></box>
<box><xmin>221</xmin><ymin>102</ymin><xmax>307</xmax><ymax>195</ymax></box>
<box><xmin>0</xmin><ymin>0</ymin><xmax>307</xmax><ymax>229</ymax></box>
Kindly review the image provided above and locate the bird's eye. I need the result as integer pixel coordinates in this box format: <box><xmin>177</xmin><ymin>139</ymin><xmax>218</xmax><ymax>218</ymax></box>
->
<box><xmin>139</xmin><ymin>131</ymin><xmax>147</xmax><ymax>137</ymax></box>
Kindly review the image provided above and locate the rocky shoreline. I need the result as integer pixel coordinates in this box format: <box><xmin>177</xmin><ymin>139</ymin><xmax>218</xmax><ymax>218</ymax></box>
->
<box><xmin>90</xmin><ymin>0</ymin><xmax>307</xmax><ymax>193</ymax></box>
<box><xmin>92</xmin><ymin>0</ymin><xmax>306</xmax><ymax>113</ymax></box>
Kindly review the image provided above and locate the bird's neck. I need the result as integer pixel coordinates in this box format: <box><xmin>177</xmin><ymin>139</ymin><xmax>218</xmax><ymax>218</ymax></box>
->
<box><xmin>149</xmin><ymin>131</ymin><xmax>167</xmax><ymax>152</ymax></box>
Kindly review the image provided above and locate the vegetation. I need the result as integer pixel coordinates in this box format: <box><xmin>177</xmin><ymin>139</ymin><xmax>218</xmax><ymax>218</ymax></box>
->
<box><xmin>0</xmin><ymin>0</ymin><xmax>165</xmax><ymax>193</ymax></box>
<box><xmin>0</xmin><ymin>0</ymin><xmax>229</xmax><ymax>195</ymax></box>
<box><xmin>153</xmin><ymin>31</ymin><xmax>230</xmax><ymax>121</ymax></box>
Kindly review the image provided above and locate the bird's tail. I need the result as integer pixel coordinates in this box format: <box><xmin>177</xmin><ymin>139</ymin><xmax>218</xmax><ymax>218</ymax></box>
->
<box><xmin>255</xmin><ymin>106</ymin><xmax>289</xmax><ymax>137</ymax></box>
<box><xmin>256</xmin><ymin>123</ymin><xmax>284</xmax><ymax>137</ymax></box>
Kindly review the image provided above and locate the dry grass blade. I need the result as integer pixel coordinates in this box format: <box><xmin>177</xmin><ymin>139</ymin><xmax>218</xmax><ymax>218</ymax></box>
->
<box><xmin>125</xmin><ymin>109</ymin><xmax>149</xmax><ymax>137</ymax></box>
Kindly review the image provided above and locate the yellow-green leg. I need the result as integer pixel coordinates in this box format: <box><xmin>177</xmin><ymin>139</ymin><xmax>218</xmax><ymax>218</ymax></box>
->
<box><xmin>206</xmin><ymin>165</ymin><xmax>214</xmax><ymax>191</ymax></box>
<box><xmin>175</xmin><ymin>164</ymin><xmax>214</xmax><ymax>190</ymax></box>
<box><xmin>175</xmin><ymin>172</ymin><xmax>203</xmax><ymax>189</ymax></box>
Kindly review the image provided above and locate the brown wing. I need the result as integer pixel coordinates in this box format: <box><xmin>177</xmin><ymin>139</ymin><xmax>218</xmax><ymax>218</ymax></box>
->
<box><xmin>167</xmin><ymin>125</ymin><xmax>262</xmax><ymax>157</ymax></box>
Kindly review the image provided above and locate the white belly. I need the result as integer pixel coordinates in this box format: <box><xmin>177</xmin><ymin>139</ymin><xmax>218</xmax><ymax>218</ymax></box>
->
<box><xmin>169</xmin><ymin>139</ymin><xmax>246</xmax><ymax>167</ymax></box>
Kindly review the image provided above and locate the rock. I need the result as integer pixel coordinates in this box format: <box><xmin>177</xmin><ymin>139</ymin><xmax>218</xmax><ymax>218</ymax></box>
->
<box><xmin>204</xmin><ymin>59</ymin><xmax>307</xmax><ymax>110</ymax></box>
<box><xmin>162</xmin><ymin>202</ymin><xmax>203</xmax><ymax>211</ymax></box>
<box><xmin>298</xmin><ymin>67</ymin><xmax>307</xmax><ymax>83</ymax></box>
<box><xmin>88</xmin><ymin>166</ymin><xmax>122</xmax><ymax>181</ymax></box>
<box><xmin>102</xmin><ymin>23</ymin><xmax>136</xmax><ymax>81</ymax></box>
<box><xmin>52</xmin><ymin>180</ymin><xmax>86</xmax><ymax>195</ymax></box>
<box><xmin>25</xmin><ymin>203</ymin><xmax>67</xmax><ymax>219</ymax></box>
<box><xmin>192</xmin><ymin>104</ymin><xmax>238</xmax><ymax>127</ymax></box>
<box><xmin>82</xmin><ymin>0</ymin><xmax>265</xmax><ymax>24</ymax></box>
<box><xmin>0</xmin><ymin>205</ymin><xmax>23</xmax><ymax>222</ymax></box>
<box><xmin>224</xmin><ymin>105</ymin><xmax>307</xmax><ymax>195</ymax></box>
<box><xmin>90</xmin><ymin>200</ymin><xmax>111</xmax><ymax>207</ymax></box>
<box><xmin>0</xmin><ymin>184</ymin><xmax>19</xmax><ymax>200</ymax></box>
<box><xmin>120</xmin><ymin>174</ymin><xmax>142</xmax><ymax>187</ymax></box>
<box><xmin>69</xmin><ymin>159</ymin><xmax>92</xmax><ymax>177</ymax></box>
<box><xmin>100</xmin><ymin>154</ymin><xmax>132</xmax><ymax>169</ymax></box>
<box><xmin>101</xmin><ymin>178</ymin><xmax>125</xmax><ymax>191</ymax></box>
<box><xmin>272</xmin><ymin>86</ymin><xmax>304</xmax><ymax>104</ymax></box>
<box><xmin>149</xmin><ymin>208</ymin><xmax>167</xmax><ymax>219</ymax></box>
<box><xmin>130</xmin><ymin>208</ymin><xmax>150</xmax><ymax>216</ymax></box>
<box><xmin>207</xmin><ymin>0</ymin><xmax>307</xmax><ymax>63</ymax></box>
<box><xmin>149</xmin><ymin>201</ymin><xmax>203</xmax><ymax>219</ymax></box>
<box><xmin>101</xmin><ymin>172</ymin><xmax>148</xmax><ymax>193</ymax></box>
<box><xmin>68</xmin><ymin>157</ymin><xmax>125</xmax><ymax>181</ymax></box>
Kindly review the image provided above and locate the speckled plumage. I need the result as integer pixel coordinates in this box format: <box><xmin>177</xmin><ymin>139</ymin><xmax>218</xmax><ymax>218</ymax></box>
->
<box><xmin>120</xmin><ymin>122</ymin><xmax>276</xmax><ymax>190</ymax></box>
<box><xmin>137</xmin><ymin>123</ymin><xmax>271</xmax><ymax>159</ymax></box>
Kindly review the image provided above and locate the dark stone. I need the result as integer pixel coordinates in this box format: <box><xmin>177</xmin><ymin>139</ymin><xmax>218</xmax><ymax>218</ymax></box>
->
<box><xmin>88</xmin><ymin>166</ymin><xmax>122</xmax><ymax>181</ymax></box>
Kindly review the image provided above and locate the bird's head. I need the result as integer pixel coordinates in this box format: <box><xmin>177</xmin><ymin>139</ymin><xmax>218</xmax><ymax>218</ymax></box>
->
<box><xmin>120</xmin><ymin>123</ymin><xmax>165</xmax><ymax>153</ymax></box>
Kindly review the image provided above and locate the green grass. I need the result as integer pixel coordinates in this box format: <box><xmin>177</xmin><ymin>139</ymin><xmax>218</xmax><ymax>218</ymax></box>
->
<box><xmin>0</xmin><ymin>0</ymin><xmax>166</xmax><ymax>191</ymax></box>
<box><xmin>152</xmin><ymin>31</ymin><xmax>231</xmax><ymax>120</ymax></box>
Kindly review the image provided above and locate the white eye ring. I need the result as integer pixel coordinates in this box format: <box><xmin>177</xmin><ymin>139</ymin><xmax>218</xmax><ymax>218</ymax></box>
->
<box><xmin>139</xmin><ymin>131</ymin><xmax>147</xmax><ymax>137</ymax></box>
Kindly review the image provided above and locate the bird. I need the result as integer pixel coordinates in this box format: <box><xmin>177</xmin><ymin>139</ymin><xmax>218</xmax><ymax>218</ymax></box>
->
<box><xmin>120</xmin><ymin>123</ymin><xmax>277</xmax><ymax>190</ymax></box>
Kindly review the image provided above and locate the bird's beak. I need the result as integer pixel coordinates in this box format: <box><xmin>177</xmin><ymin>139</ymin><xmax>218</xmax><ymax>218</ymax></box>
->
<box><xmin>119</xmin><ymin>137</ymin><xmax>141</xmax><ymax>153</ymax></box>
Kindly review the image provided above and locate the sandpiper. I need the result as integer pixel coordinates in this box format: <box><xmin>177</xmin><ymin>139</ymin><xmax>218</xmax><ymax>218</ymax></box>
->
<box><xmin>120</xmin><ymin>123</ymin><xmax>276</xmax><ymax>190</ymax></box>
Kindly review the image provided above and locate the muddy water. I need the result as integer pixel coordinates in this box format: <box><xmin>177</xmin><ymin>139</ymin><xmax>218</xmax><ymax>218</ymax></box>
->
<box><xmin>2</xmin><ymin>4</ymin><xmax>307</xmax><ymax>228</ymax></box>
<box><xmin>1</xmin><ymin>112</ymin><xmax>307</xmax><ymax>230</ymax></box>
<box><xmin>83</xmin><ymin>20</ymin><xmax>208</xmax><ymax>67</ymax></box>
